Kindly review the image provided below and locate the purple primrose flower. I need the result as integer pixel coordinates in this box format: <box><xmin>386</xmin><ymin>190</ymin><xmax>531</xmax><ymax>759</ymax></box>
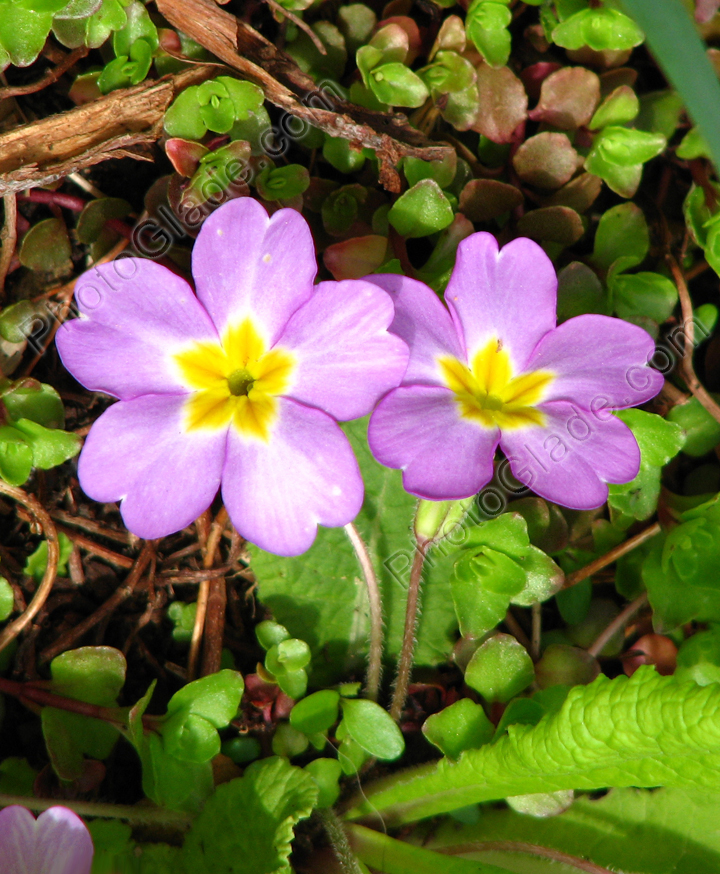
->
<box><xmin>0</xmin><ymin>805</ymin><xmax>93</xmax><ymax>874</ymax></box>
<box><xmin>367</xmin><ymin>232</ymin><xmax>664</xmax><ymax>509</ymax></box>
<box><xmin>57</xmin><ymin>198</ymin><xmax>408</xmax><ymax>556</ymax></box>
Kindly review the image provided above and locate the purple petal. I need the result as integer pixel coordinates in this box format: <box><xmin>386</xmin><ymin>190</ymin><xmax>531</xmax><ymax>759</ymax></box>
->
<box><xmin>278</xmin><ymin>279</ymin><xmax>409</xmax><ymax>420</ymax></box>
<box><xmin>192</xmin><ymin>198</ymin><xmax>316</xmax><ymax>345</ymax></box>
<box><xmin>368</xmin><ymin>385</ymin><xmax>499</xmax><ymax>499</ymax></box>
<box><xmin>499</xmin><ymin>401</ymin><xmax>641</xmax><ymax>510</ymax></box>
<box><xmin>56</xmin><ymin>260</ymin><xmax>218</xmax><ymax>400</ymax></box>
<box><xmin>522</xmin><ymin>314</ymin><xmax>664</xmax><ymax>410</ymax></box>
<box><xmin>78</xmin><ymin>395</ymin><xmax>226</xmax><ymax>539</ymax></box>
<box><xmin>444</xmin><ymin>233</ymin><xmax>557</xmax><ymax>371</ymax></box>
<box><xmin>0</xmin><ymin>806</ymin><xmax>93</xmax><ymax>874</ymax></box>
<box><xmin>33</xmin><ymin>808</ymin><xmax>93</xmax><ymax>874</ymax></box>
<box><xmin>366</xmin><ymin>274</ymin><xmax>465</xmax><ymax>385</ymax></box>
<box><xmin>222</xmin><ymin>398</ymin><xmax>363</xmax><ymax>556</ymax></box>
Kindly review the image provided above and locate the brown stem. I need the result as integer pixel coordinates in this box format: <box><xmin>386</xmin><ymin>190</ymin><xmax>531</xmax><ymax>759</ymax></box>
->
<box><xmin>38</xmin><ymin>542</ymin><xmax>155</xmax><ymax>665</ymax></box>
<box><xmin>562</xmin><ymin>522</ymin><xmax>661</xmax><ymax>590</ymax></box>
<box><xmin>666</xmin><ymin>254</ymin><xmax>720</xmax><ymax>425</ymax></box>
<box><xmin>345</xmin><ymin>522</ymin><xmax>383</xmax><ymax>702</ymax></box>
<box><xmin>189</xmin><ymin>507</ymin><xmax>228</xmax><ymax>679</ymax></box>
<box><xmin>264</xmin><ymin>0</ymin><xmax>327</xmax><ymax>54</ymax></box>
<box><xmin>0</xmin><ymin>482</ymin><xmax>59</xmax><ymax>653</ymax></box>
<box><xmin>439</xmin><ymin>842</ymin><xmax>617</xmax><ymax>874</ymax></box>
<box><xmin>587</xmin><ymin>591</ymin><xmax>648</xmax><ymax>659</ymax></box>
<box><xmin>503</xmin><ymin>608</ymin><xmax>532</xmax><ymax>652</ymax></box>
<box><xmin>0</xmin><ymin>47</ymin><xmax>88</xmax><ymax>100</ymax></box>
<box><xmin>0</xmin><ymin>675</ymin><xmax>126</xmax><ymax>727</ymax></box>
<box><xmin>0</xmin><ymin>193</ymin><xmax>17</xmax><ymax>299</ymax></box>
<box><xmin>389</xmin><ymin>538</ymin><xmax>429</xmax><ymax>722</ymax></box>
<box><xmin>530</xmin><ymin>602</ymin><xmax>541</xmax><ymax>661</ymax></box>
<box><xmin>54</xmin><ymin>524</ymin><xmax>134</xmax><ymax>569</ymax></box>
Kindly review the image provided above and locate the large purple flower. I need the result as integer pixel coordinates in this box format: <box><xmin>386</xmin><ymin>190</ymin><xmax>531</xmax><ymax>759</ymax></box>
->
<box><xmin>367</xmin><ymin>232</ymin><xmax>664</xmax><ymax>509</ymax></box>
<box><xmin>0</xmin><ymin>806</ymin><xmax>93</xmax><ymax>874</ymax></box>
<box><xmin>57</xmin><ymin>198</ymin><xmax>408</xmax><ymax>555</ymax></box>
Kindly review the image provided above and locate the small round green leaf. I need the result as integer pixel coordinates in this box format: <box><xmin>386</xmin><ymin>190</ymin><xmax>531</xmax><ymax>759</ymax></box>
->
<box><xmin>465</xmin><ymin>633</ymin><xmax>535</xmax><ymax>703</ymax></box>
<box><xmin>290</xmin><ymin>690</ymin><xmax>340</xmax><ymax>736</ymax></box>
<box><xmin>339</xmin><ymin>698</ymin><xmax>405</xmax><ymax>760</ymax></box>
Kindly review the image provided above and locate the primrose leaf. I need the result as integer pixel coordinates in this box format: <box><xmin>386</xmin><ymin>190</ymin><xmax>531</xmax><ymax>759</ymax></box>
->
<box><xmin>428</xmin><ymin>787</ymin><xmax>720</xmax><ymax>874</ymax></box>
<box><xmin>388</xmin><ymin>180</ymin><xmax>454</xmax><ymax>238</ymax></box>
<box><xmin>249</xmin><ymin>419</ymin><xmax>461</xmax><ymax>685</ymax></box>
<box><xmin>608</xmin><ymin>410</ymin><xmax>685</xmax><ymax>520</ymax></box>
<box><xmin>23</xmin><ymin>532</ymin><xmax>73</xmax><ymax>582</ymax></box>
<box><xmin>464</xmin><ymin>633</ymin><xmax>535</xmax><ymax>703</ymax></box>
<box><xmin>180</xmin><ymin>757</ymin><xmax>318</xmax><ymax>874</ymax></box>
<box><xmin>344</xmin><ymin>668</ymin><xmax>720</xmax><ymax>826</ymax></box>
<box><xmin>610</xmin><ymin>271</ymin><xmax>678</xmax><ymax>324</ymax></box>
<box><xmin>139</xmin><ymin>732</ymin><xmax>214</xmax><ymax>813</ymax></box>
<box><xmin>593</xmin><ymin>202</ymin><xmax>649</xmax><ymax>272</ymax></box>
<box><xmin>12</xmin><ymin>418</ymin><xmax>81</xmax><ymax>470</ymax></box>
<box><xmin>552</xmin><ymin>7</ymin><xmax>644</xmax><ymax>51</ymax></box>
<box><xmin>368</xmin><ymin>62</ymin><xmax>429</xmax><ymax>107</ymax></box>
<box><xmin>668</xmin><ymin>396</ymin><xmax>720</xmax><ymax>457</ymax></box>
<box><xmin>465</xmin><ymin>0</ymin><xmax>512</xmax><ymax>68</ymax></box>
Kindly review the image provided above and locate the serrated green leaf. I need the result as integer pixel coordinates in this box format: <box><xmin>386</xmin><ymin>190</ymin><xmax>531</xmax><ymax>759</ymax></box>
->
<box><xmin>180</xmin><ymin>757</ymin><xmax>318</xmax><ymax>874</ymax></box>
<box><xmin>426</xmin><ymin>786</ymin><xmax>720</xmax><ymax>874</ymax></box>
<box><xmin>344</xmin><ymin>668</ymin><xmax>720</xmax><ymax>825</ymax></box>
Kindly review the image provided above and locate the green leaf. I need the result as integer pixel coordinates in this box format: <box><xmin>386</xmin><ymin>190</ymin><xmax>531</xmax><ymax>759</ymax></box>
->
<box><xmin>323</xmin><ymin>135</ymin><xmax>367</xmax><ymax>173</ymax></box>
<box><xmin>256</xmin><ymin>619</ymin><xmax>290</xmax><ymax>650</ymax></box>
<box><xmin>593</xmin><ymin>202</ymin><xmax>649</xmax><ymax>272</ymax></box>
<box><xmin>552</xmin><ymin>7</ymin><xmax>643</xmax><ymax>51</ymax></box>
<box><xmin>608</xmin><ymin>410</ymin><xmax>685</xmax><ymax>520</ymax></box>
<box><xmin>180</xmin><ymin>757</ymin><xmax>318</xmax><ymax>873</ymax></box>
<box><xmin>465</xmin><ymin>0</ymin><xmax>512</xmax><ymax>68</ymax></box>
<box><xmin>139</xmin><ymin>732</ymin><xmax>214</xmax><ymax>812</ymax></box>
<box><xmin>290</xmin><ymin>690</ymin><xmax>340</xmax><ymax>736</ymax></box>
<box><xmin>668</xmin><ymin>396</ymin><xmax>720</xmax><ymax>457</ymax></box>
<box><xmin>451</xmin><ymin>514</ymin><xmax>563</xmax><ymax>637</ymax></box>
<box><xmin>592</xmin><ymin>125</ymin><xmax>667</xmax><ymax>166</ymax></box>
<box><xmin>19</xmin><ymin>218</ymin><xmax>72</xmax><ymax>275</ymax></box>
<box><xmin>611</xmin><ymin>271</ymin><xmax>678</xmax><ymax>323</ymax></box>
<box><xmin>42</xmin><ymin>646</ymin><xmax>126</xmax><ymax>780</ymax></box>
<box><xmin>339</xmin><ymin>698</ymin><xmax>405</xmax><ymax>760</ymax></box>
<box><xmin>305</xmin><ymin>758</ymin><xmax>342</xmax><ymax>808</ymax></box>
<box><xmin>620</xmin><ymin>0</ymin><xmax>720</xmax><ymax>176</ymax></box>
<box><xmin>0</xmin><ymin>426</ymin><xmax>33</xmax><ymax>486</ymax></box>
<box><xmin>112</xmin><ymin>0</ymin><xmax>157</xmax><ymax>55</ymax></box>
<box><xmin>255</xmin><ymin>164</ymin><xmax>310</xmax><ymax>202</ymax></box>
<box><xmin>388</xmin><ymin>179</ymin><xmax>454</xmax><ymax>238</ymax></box>
<box><xmin>23</xmin><ymin>532</ymin><xmax>73</xmax><ymax>582</ymax></box>
<box><xmin>76</xmin><ymin>197</ymin><xmax>131</xmax><ymax>244</ymax></box>
<box><xmin>249</xmin><ymin>419</ymin><xmax>461</xmax><ymax>685</ymax></box>
<box><xmin>369</xmin><ymin>62</ymin><xmax>429</xmax><ymax>108</ymax></box>
<box><xmin>677</xmin><ymin>126</ymin><xmax>711</xmax><ymax>161</ymax></box>
<box><xmin>676</xmin><ymin>627</ymin><xmax>720</xmax><ymax>686</ymax></box>
<box><xmin>162</xmin><ymin>670</ymin><xmax>244</xmax><ymax>763</ymax></box>
<box><xmin>426</xmin><ymin>787</ymin><xmax>720</xmax><ymax>874</ymax></box>
<box><xmin>1</xmin><ymin>379</ymin><xmax>65</xmax><ymax>428</ymax></box>
<box><xmin>344</xmin><ymin>668</ymin><xmax>720</xmax><ymax>825</ymax></box>
<box><xmin>0</xmin><ymin>3</ymin><xmax>53</xmax><ymax>67</ymax></box>
<box><xmin>556</xmin><ymin>262</ymin><xmax>609</xmax><ymax>320</ymax></box>
<box><xmin>164</xmin><ymin>88</ymin><xmax>206</xmax><ymax>140</ymax></box>
<box><xmin>12</xmin><ymin>418</ymin><xmax>81</xmax><ymax>470</ymax></box>
<box><xmin>0</xmin><ymin>577</ymin><xmax>13</xmax><ymax>622</ymax></box>
<box><xmin>422</xmin><ymin>698</ymin><xmax>494</xmax><ymax>759</ymax></box>
<box><xmin>589</xmin><ymin>85</ymin><xmax>639</xmax><ymax>130</ymax></box>
<box><xmin>464</xmin><ymin>633</ymin><xmax>535</xmax><ymax>703</ymax></box>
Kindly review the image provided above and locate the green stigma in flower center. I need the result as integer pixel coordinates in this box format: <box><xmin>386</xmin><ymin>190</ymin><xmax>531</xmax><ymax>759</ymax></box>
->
<box><xmin>227</xmin><ymin>368</ymin><xmax>255</xmax><ymax>397</ymax></box>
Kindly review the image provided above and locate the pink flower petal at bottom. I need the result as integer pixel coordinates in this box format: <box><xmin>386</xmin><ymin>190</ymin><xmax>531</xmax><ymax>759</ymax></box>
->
<box><xmin>499</xmin><ymin>401</ymin><xmax>641</xmax><ymax>510</ymax></box>
<box><xmin>368</xmin><ymin>386</ymin><xmax>500</xmax><ymax>500</ymax></box>
<box><xmin>222</xmin><ymin>398</ymin><xmax>364</xmax><ymax>556</ymax></box>
<box><xmin>0</xmin><ymin>806</ymin><xmax>93</xmax><ymax>874</ymax></box>
<box><xmin>78</xmin><ymin>395</ymin><xmax>226</xmax><ymax>539</ymax></box>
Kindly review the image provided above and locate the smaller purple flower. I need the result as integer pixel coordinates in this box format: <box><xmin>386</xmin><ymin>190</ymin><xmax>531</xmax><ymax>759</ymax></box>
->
<box><xmin>56</xmin><ymin>198</ymin><xmax>408</xmax><ymax>556</ymax></box>
<box><xmin>367</xmin><ymin>232</ymin><xmax>664</xmax><ymax>509</ymax></box>
<box><xmin>0</xmin><ymin>805</ymin><xmax>93</xmax><ymax>874</ymax></box>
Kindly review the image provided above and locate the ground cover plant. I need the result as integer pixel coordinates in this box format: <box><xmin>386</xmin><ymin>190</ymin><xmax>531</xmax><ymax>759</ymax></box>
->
<box><xmin>3</xmin><ymin>0</ymin><xmax>720</xmax><ymax>871</ymax></box>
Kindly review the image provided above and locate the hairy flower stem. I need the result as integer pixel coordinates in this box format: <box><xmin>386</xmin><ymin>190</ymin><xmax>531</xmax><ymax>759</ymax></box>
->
<box><xmin>345</xmin><ymin>523</ymin><xmax>383</xmax><ymax>702</ymax></box>
<box><xmin>317</xmin><ymin>808</ymin><xmax>364</xmax><ymax>874</ymax></box>
<box><xmin>390</xmin><ymin>537</ymin><xmax>430</xmax><ymax>723</ymax></box>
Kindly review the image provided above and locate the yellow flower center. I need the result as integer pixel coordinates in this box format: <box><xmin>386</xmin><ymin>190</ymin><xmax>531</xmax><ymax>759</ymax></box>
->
<box><xmin>173</xmin><ymin>318</ymin><xmax>295</xmax><ymax>441</ymax></box>
<box><xmin>438</xmin><ymin>337</ymin><xmax>553</xmax><ymax>430</ymax></box>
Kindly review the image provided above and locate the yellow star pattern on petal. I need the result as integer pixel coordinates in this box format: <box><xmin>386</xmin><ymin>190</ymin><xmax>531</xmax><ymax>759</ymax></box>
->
<box><xmin>173</xmin><ymin>318</ymin><xmax>295</xmax><ymax>441</ymax></box>
<box><xmin>438</xmin><ymin>337</ymin><xmax>553</xmax><ymax>430</ymax></box>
